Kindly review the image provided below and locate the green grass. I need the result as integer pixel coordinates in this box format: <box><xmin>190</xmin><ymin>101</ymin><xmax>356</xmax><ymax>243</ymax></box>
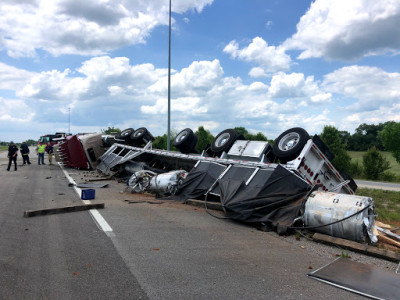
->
<box><xmin>0</xmin><ymin>146</ymin><xmax>8</xmax><ymax>151</ymax></box>
<box><xmin>348</xmin><ymin>151</ymin><xmax>400</xmax><ymax>176</ymax></box>
<box><xmin>356</xmin><ymin>188</ymin><xmax>400</xmax><ymax>224</ymax></box>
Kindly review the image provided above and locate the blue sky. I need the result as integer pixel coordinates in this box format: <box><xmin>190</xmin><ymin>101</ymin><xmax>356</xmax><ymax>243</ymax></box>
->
<box><xmin>1</xmin><ymin>0</ymin><xmax>400</xmax><ymax>143</ymax></box>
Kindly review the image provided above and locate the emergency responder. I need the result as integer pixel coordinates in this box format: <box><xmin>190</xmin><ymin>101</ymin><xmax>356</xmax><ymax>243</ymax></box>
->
<box><xmin>45</xmin><ymin>143</ymin><xmax>54</xmax><ymax>165</ymax></box>
<box><xmin>7</xmin><ymin>141</ymin><xmax>18</xmax><ymax>171</ymax></box>
<box><xmin>36</xmin><ymin>141</ymin><xmax>46</xmax><ymax>165</ymax></box>
<box><xmin>20</xmin><ymin>141</ymin><xmax>31</xmax><ymax>165</ymax></box>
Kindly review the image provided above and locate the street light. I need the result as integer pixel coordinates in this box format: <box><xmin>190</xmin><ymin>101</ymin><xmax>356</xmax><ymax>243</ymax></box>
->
<box><xmin>167</xmin><ymin>0</ymin><xmax>172</xmax><ymax>150</ymax></box>
<box><xmin>68</xmin><ymin>107</ymin><xmax>71</xmax><ymax>134</ymax></box>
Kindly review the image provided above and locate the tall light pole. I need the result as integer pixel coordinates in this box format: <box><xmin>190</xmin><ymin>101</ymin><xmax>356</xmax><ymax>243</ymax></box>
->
<box><xmin>167</xmin><ymin>0</ymin><xmax>172</xmax><ymax>150</ymax></box>
<box><xmin>68</xmin><ymin>107</ymin><xmax>71</xmax><ymax>134</ymax></box>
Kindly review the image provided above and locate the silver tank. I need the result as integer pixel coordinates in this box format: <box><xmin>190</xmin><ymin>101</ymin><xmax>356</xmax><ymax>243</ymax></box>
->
<box><xmin>303</xmin><ymin>191</ymin><xmax>377</xmax><ymax>243</ymax></box>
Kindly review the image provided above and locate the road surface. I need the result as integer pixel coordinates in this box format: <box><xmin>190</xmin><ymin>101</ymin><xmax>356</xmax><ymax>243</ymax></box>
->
<box><xmin>356</xmin><ymin>180</ymin><xmax>400</xmax><ymax>192</ymax></box>
<box><xmin>0</xmin><ymin>150</ymin><xmax>396</xmax><ymax>299</ymax></box>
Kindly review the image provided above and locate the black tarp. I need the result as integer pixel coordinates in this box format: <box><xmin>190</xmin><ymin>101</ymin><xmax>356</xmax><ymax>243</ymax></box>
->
<box><xmin>174</xmin><ymin>161</ymin><xmax>226</xmax><ymax>201</ymax></box>
<box><xmin>217</xmin><ymin>165</ymin><xmax>310</xmax><ymax>234</ymax></box>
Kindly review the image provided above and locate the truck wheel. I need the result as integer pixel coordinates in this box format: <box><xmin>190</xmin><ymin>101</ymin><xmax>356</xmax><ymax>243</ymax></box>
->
<box><xmin>117</xmin><ymin>128</ymin><xmax>135</xmax><ymax>141</ymax></box>
<box><xmin>173</xmin><ymin>128</ymin><xmax>196</xmax><ymax>152</ymax></box>
<box><xmin>272</xmin><ymin>127</ymin><xmax>310</xmax><ymax>163</ymax></box>
<box><xmin>180</xmin><ymin>134</ymin><xmax>198</xmax><ymax>154</ymax></box>
<box><xmin>102</xmin><ymin>136</ymin><xmax>116</xmax><ymax>147</ymax></box>
<box><xmin>131</xmin><ymin>127</ymin><xmax>155</xmax><ymax>146</ymax></box>
<box><xmin>210</xmin><ymin>129</ymin><xmax>238</xmax><ymax>155</ymax></box>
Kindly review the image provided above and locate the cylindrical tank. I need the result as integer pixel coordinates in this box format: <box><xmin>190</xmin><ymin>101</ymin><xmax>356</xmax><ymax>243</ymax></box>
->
<box><xmin>303</xmin><ymin>191</ymin><xmax>377</xmax><ymax>243</ymax></box>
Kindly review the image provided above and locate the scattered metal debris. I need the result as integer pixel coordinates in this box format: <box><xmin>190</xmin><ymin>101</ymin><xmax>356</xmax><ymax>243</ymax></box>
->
<box><xmin>308</xmin><ymin>257</ymin><xmax>400</xmax><ymax>300</ymax></box>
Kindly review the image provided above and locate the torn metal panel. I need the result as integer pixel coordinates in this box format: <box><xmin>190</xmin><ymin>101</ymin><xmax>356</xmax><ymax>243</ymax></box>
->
<box><xmin>308</xmin><ymin>258</ymin><xmax>400</xmax><ymax>300</ymax></box>
<box><xmin>304</xmin><ymin>191</ymin><xmax>377</xmax><ymax>243</ymax></box>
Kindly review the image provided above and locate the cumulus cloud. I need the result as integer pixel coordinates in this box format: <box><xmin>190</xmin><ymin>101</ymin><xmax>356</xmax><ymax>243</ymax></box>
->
<box><xmin>248</xmin><ymin>67</ymin><xmax>267</xmax><ymax>78</ymax></box>
<box><xmin>0</xmin><ymin>0</ymin><xmax>214</xmax><ymax>57</ymax></box>
<box><xmin>283</xmin><ymin>0</ymin><xmax>400</xmax><ymax>61</ymax></box>
<box><xmin>0</xmin><ymin>62</ymin><xmax>36</xmax><ymax>90</ymax></box>
<box><xmin>223</xmin><ymin>37</ymin><xmax>291</xmax><ymax>73</ymax></box>
<box><xmin>322</xmin><ymin>65</ymin><xmax>400</xmax><ymax>110</ymax></box>
<box><xmin>2</xmin><ymin>54</ymin><xmax>400</xmax><ymax>142</ymax></box>
<box><xmin>0</xmin><ymin>97</ymin><xmax>34</xmax><ymax>122</ymax></box>
<box><xmin>141</xmin><ymin>97</ymin><xmax>207</xmax><ymax>115</ymax></box>
<box><xmin>268</xmin><ymin>72</ymin><xmax>331</xmax><ymax>103</ymax></box>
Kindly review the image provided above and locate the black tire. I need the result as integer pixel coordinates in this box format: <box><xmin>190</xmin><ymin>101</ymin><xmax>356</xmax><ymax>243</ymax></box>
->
<box><xmin>173</xmin><ymin>128</ymin><xmax>195</xmax><ymax>150</ymax></box>
<box><xmin>210</xmin><ymin>129</ymin><xmax>238</xmax><ymax>155</ymax></box>
<box><xmin>180</xmin><ymin>134</ymin><xmax>198</xmax><ymax>154</ymax></box>
<box><xmin>117</xmin><ymin>128</ymin><xmax>135</xmax><ymax>141</ymax></box>
<box><xmin>272</xmin><ymin>127</ymin><xmax>310</xmax><ymax>163</ymax></box>
<box><xmin>130</xmin><ymin>127</ymin><xmax>155</xmax><ymax>146</ymax></box>
<box><xmin>102</xmin><ymin>136</ymin><xmax>116</xmax><ymax>147</ymax></box>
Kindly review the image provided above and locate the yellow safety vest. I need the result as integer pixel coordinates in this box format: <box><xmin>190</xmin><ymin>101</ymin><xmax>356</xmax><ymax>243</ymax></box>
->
<box><xmin>37</xmin><ymin>144</ymin><xmax>46</xmax><ymax>153</ymax></box>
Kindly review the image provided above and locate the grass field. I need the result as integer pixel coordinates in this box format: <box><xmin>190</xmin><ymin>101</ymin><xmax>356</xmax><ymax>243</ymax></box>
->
<box><xmin>356</xmin><ymin>188</ymin><xmax>400</xmax><ymax>225</ymax></box>
<box><xmin>348</xmin><ymin>151</ymin><xmax>400</xmax><ymax>176</ymax></box>
<box><xmin>0</xmin><ymin>146</ymin><xmax>8</xmax><ymax>151</ymax></box>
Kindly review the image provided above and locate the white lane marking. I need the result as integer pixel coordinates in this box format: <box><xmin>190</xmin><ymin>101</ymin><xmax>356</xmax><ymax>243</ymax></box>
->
<box><xmin>60</xmin><ymin>164</ymin><xmax>113</xmax><ymax>232</ymax></box>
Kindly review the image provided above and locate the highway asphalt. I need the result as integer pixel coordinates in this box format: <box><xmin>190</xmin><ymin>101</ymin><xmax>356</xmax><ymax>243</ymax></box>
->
<box><xmin>356</xmin><ymin>180</ymin><xmax>400</xmax><ymax>191</ymax></box>
<box><xmin>1</xmin><ymin>150</ymin><xmax>396</xmax><ymax>299</ymax></box>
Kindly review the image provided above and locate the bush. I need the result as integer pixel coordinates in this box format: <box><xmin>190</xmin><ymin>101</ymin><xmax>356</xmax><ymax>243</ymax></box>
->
<box><xmin>379</xmin><ymin>172</ymin><xmax>398</xmax><ymax>182</ymax></box>
<box><xmin>362</xmin><ymin>147</ymin><xmax>390</xmax><ymax>180</ymax></box>
<box><xmin>347</xmin><ymin>161</ymin><xmax>363</xmax><ymax>178</ymax></box>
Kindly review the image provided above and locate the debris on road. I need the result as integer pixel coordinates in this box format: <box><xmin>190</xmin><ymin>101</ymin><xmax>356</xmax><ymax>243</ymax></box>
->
<box><xmin>312</xmin><ymin>233</ymin><xmax>400</xmax><ymax>262</ymax></box>
<box><xmin>75</xmin><ymin>183</ymin><xmax>109</xmax><ymax>188</ymax></box>
<box><xmin>24</xmin><ymin>203</ymin><xmax>105</xmax><ymax>217</ymax></box>
<box><xmin>308</xmin><ymin>257</ymin><xmax>400</xmax><ymax>300</ymax></box>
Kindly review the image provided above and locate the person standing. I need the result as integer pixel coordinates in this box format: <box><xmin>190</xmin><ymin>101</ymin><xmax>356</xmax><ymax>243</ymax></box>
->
<box><xmin>45</xmin><ymin>143</ymin><xmax>54</xmax><ymax>165</ymax></box>
<box><xmin>20</xmin><ymin>141</ymin><xmax>31</xmax><ymax>165</ymax></box>
<box><xmin>7</xmin><ymin>141</ymin><xmax>18</xmax><ymax>171</ymax></box>
<box><xmin>36</xmin><ymin>141</ymin><xmax>46</xmax><ymax>165</ymax></box>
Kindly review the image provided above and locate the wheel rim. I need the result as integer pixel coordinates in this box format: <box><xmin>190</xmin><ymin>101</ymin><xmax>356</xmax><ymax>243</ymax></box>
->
<box><xmin>278</xmin><ymin>132</ymin><xmax>300</xmax><ymax>151</ymax></box>
<box><xmin>176</xmin><ymin>131</ymin><xmax>188</xmax><ymax>142</ymax></box>
<box><xmin>121</xmin><ymin>131</ymin><xmax>130</xmax><ymax>136</ymax></box>
<box><xmin>215</xmin><ymin>133</ymin><xmax>231</xmax><ymax>147</ymax></box>
<box><xmin>134</xmin><ymin>130</ymin><xmax>144</xmax><ymax>137</ymax></box>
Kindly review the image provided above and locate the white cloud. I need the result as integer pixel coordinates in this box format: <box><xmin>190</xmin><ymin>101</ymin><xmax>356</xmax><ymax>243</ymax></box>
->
<box><xmin>322</xmin><ymin>65</ymin><xmax>400</xmax><ymax>110</ymax></box>
<box><xmin>0</xmin><ymin>97</ymin><xmax>34</xmax><ymax>122</ymax></box>
<box><xmin>149</xmin><ymin>59</ymin><xmax>223</xmax><ymax>97</ymax></box>
<box><xmin>141</xmin><ymin>97</ymin><xmax>207</xmax><ymax>115</ymax></box>
<box><xmin>223</xmin><ymin>37</ymin><xmax>291</xmax><ymax>73</ymax></box>
<box><xmin>0</xmin><ymin>62</ymin><xmax>36</xmax><ymax>90</ymax></box>
<box><xmin>268</xmin><ymin>72</ymin><xmax>330</xmax><ymax>103</ymax></box>
<box><xmin>248</xmin><ymin>67</ymin><xmax>267</xmax><ymax>78</ymax></box>
<box><xmin>0</xmin><ymin>0</ymin><xmax>214</xmax><ymax>57</ymax></box>
<box><xmin>2</xmin><ymin>55</ymin><xmax>399</xmax><ymax>143</ymax></box>
<box><xmin>284</xmin><ymin>0</ymin><xmax>400</xmax><ymax>61</ymax></box>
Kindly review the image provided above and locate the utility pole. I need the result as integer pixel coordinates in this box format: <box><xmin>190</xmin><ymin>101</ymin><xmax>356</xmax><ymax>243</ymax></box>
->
<box><xmin>167</xmin><ymin>0</ymin><xmax>172</xmax><ymax>150</ymax></box>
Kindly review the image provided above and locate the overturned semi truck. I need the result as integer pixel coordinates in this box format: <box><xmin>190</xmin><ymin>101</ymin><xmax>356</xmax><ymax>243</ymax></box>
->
<box><xmin>92</xmin><ymin>126</ymin><xmax>377</xmax><ymax>244</ymax></box>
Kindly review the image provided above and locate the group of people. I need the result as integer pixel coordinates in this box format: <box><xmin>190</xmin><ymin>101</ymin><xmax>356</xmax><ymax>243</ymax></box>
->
<box><xmin>6</xmin><ymin>141</ymin><xmax>54</xmax><ymax>171</ymax></box>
